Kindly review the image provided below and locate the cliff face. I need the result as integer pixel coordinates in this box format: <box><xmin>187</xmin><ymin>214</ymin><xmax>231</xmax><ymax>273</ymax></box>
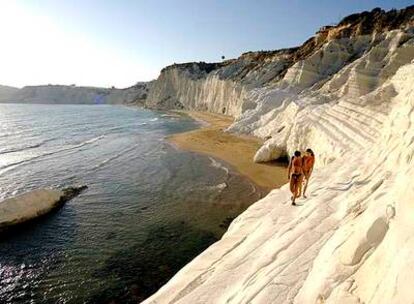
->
<box><xmin>146</xmin><ymin>6</ymin><xmax>414</xmax><ymax>165</ymax></box>
<box><xmin>146</xmin><ymin>6</ymin><xmax>414</xmax><ymax>116</ymax></box>
<box><xmin>146</xmin><ymin>64</ymin><xmax>248</xmax><ymax>116</ymax></box>
<box><xmin>143</xmin><ymin>6</ymin><xmax>414</xmax><ymax>304</ymax></box>
<box><xmin>145</xmin><ymin>50</ymin><xmax>295</xmax><ymax>115</ymax></box>
<box><xmin>0</xmin><ymin>82</ymin><xmax>152</xmax><ymax>105</ymax></box>
<box><xmin>233</xmin><ymin>28</ymin><xmax>414</xmax><ymax>165</ymax></box>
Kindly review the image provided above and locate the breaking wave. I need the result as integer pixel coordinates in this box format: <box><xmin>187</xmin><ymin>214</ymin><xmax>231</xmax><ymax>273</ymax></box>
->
<box><xmin>208</xmin><ymin>157</ymin><xmax>229</xmax><ymax>175</ymax></box>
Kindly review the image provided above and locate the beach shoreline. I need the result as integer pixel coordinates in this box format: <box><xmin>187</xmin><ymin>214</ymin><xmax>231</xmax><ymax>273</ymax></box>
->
<box><xmin>167</xmin><ymin>111</ymin><xmax>287</xmax><ymax>192</ymax></box>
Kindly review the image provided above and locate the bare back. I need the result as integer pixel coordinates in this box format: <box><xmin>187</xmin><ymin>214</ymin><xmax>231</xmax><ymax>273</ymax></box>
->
<box><xmin>303</xmin><ymin>155</ymin><xmax>315</xmax><ymax>173</ymax></box>
<box><xmin>291</xmin><ymin>156</ymin><xmax>303</xmax><ymax>175</ymax></box>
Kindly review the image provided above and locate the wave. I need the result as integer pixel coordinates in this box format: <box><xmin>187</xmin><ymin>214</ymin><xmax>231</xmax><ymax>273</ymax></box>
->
<box><xmin>106</xmin><ymin>126</ymin><xmax>126</xmax><ymax>132</ymax></box>
<box><xmin>206</xmin><ymin>182</ymin><xmax>228</xmax><ymax>192</ymax></box>
<box><xmin>149</xmin><ymin>118</ymin><xmax>159</xmax><ymax>122</ymax></box>
<box><xmin>91</xmin><ymin>144</ymin><xmax>139</xmax><ymax>171</ymax></box>
<box><xmin>0</xmin><ymin>137</ymin><xmax>58</xmax><ymax>155</ymax></box>
<box><xmin>161</xmin><ymin>114</ymin><xmax>180</xmax><ymax>119</ymax></box>
<box><xmin>0</xmin><ymin>135</ymin><xmax>105</xmax><ymax>175</ymax></box>
<box><xmin>208</xmin><ymin>157</ymin><xmax>229</xmax><ymax>175</ymax></box>
<box><xmin>248</xmin><ymin>183</ymin><xmax>258</xmax><ymax>196</ymax></box>
<box><xmin>73</xmin><ymin>135</ymin><xmax>105</xmax><ymax>147</ymax></box>
<box><xmin>0</xmin><ymin>130</ymin><xmax>27</xmax><ymax>139</ymax></box>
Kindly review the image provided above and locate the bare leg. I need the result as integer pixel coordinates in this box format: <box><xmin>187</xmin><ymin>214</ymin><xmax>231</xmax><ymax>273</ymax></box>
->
<box><xmin>298</xmin><ymin>178</ymin><xmax>303</xmax><ymax>198</ymax></box>
<box><xmin>303</xmin><ymin>173</ymin><xmax>311</xmax><ymax>198</ymax></box>
<box><xmin>290</xmin><ymin>176</ymin><xmax>297</xmax><ymax>205</ymax></box>
<box><xmin>290</xmin><ymin>176</ymin><xmax>295</xmax><ymax>198</ymax></box>
<box><xmin>295</xmin><ymin>177</ymin><xmax>302</xmax><ymax>200</ymax></box>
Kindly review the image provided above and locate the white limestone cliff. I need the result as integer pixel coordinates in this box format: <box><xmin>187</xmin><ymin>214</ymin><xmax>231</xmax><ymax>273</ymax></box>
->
<box><xmin>143</xmin><ymin>55</ymin><xmax>414</xmax><ymax>304</ymax></box>
<box><xmin>146</xmin><ymin>67</ymin><xmax>248</xmax><ymax>116</ymax></box>
<box><xmin>143</xmin><ymin>6</ymin><xmax>414</xmax><ymax>304</ymax></box>
<box><xmin>145</xmin><ymin>50</ymin><xmax>296</xmax><ymax>116</ymax></box>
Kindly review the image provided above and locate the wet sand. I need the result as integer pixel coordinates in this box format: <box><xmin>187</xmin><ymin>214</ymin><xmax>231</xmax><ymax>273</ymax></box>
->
<box><xmin>168</xmin><ymin>111</ymin><xmax>287</xmax><ymax>192</ymax></box>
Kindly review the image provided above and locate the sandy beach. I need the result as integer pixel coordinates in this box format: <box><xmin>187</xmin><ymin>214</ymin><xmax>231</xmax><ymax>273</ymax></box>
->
<box><xmin>168</xmin><ymin>111</ymin><xmax>287</xmax><ymax>191</ymax></box>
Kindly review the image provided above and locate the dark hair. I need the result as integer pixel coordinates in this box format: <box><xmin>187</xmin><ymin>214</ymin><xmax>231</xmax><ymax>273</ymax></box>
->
<box><xmin>294</xmin><ymin>150</ymin><xmax>301</xmax><ymax>157</ymax></box>
<box><xmin>306</xmin><ymin>148</ymin><xmax>314</xmax><ymax>156</ymax></box>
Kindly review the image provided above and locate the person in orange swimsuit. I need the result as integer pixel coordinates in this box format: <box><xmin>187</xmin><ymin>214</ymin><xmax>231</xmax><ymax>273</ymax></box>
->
<box><xmin>288</xmin><ymin>150</ymin><xmax>303</xmax><ymax>206</ymax></box>
<box><xmin>302</xmin><ymin>148</ymin><xmax>315</xmax><ymax>198</ymax></box>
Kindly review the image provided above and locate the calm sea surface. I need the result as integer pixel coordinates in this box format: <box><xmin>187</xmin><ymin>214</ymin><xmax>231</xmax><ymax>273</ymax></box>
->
<box><xmin>0</xmin><ymin>104</ymin><xmax>263</xmax><ymax>303</ymax></box>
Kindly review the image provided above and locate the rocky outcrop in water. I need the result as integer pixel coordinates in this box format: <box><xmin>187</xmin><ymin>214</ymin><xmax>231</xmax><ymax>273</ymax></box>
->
<box><xmin>0</xmin><ymin>185</ymin><xmax>87</xmax><ymax>232</ymax></box>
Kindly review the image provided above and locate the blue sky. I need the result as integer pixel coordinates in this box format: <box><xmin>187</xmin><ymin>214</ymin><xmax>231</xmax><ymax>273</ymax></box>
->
<box><xmin>0</xmin><ymin>0</ymin><xmax>412</xmax><ymax>88</ymax></box>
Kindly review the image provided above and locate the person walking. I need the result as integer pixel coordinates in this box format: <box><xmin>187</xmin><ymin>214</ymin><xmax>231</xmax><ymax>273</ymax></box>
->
<box><xmin>288</xmin><ymin>150</ymin><xmax>303</xmax><ymax>206</ymax></box>
<box><xmin>302</xmin><ymin>148</ymin><xmax>315</xmax><ymax>198</ymax></box>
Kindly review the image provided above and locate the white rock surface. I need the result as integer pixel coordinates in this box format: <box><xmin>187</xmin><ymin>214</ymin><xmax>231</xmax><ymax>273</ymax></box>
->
<box><xmin>231</xmin><ymin>30</ymin><xmax>414</xmax><ymax>165</ymax></box>
<box><xmin>145</xmin><ymin>50</ymin><xmax>296</xmax><ymax>116</ymax></box>
<box><xmin>0</xmin><ymin>189</ymin><xmax>64</xmax><ymax>229</ymax></box>
<box><xmin>143</xmin><ymin>30</ymin><xmax>414</xmax><ymax>303</ymax></box>
<box><xmin>146</xmin><ymin>65</ymin><xmax>249</xmax><ymax>116</ymax></box>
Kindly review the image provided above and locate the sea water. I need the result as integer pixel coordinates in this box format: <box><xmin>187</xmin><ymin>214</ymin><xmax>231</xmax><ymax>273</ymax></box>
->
<box><xmin>0</xmin><ymin>104</ymin><xmax>264</xmax><ymax>303</ymax></box>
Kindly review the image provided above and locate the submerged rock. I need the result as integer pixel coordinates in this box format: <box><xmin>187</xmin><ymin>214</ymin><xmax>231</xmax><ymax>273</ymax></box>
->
<box><xmin>0</xmin><ymin>185</ymin><xmax>87</xmax><ymax>231</ymax></box>
<box><xmin>62</xmin><ymin>185</ymin><xmax>88</xmax><ymax>201</ymax></box>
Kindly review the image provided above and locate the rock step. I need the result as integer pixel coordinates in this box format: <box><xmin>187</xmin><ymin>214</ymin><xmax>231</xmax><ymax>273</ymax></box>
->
<box><xmin>307</xmin><ymin>110</ymin><xmax>369</xmax><ymax>149</ymax></box>
<box><xmin>319</xmin><ymin>113</ymin><xmax>375</xmax><ymax>146</ymax></box>
<box><xmin>306</xmin><ymin>111</ymin><xmax>359</xmax><ymax>152</ymax></box>
<box><xmin>322</xmin><ymin>108</ymin><xmax>380</xmax><ymax>142</ymax></box>
<box><xmin>338</xmin><ymin>101</ymin><xmax>389</xmax><ymax>123</ymax></box>
<box><xmin>329</xmin><ymin>102</ymin><xmax>385</xmax><ymax>129</ymax></box>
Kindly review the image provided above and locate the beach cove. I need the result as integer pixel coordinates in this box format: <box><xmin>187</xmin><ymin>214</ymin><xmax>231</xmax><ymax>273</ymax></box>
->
<box><xmin>168</xmin><ymin>111</ymin><xmax>287</xmax><ymax>192</ymax></box>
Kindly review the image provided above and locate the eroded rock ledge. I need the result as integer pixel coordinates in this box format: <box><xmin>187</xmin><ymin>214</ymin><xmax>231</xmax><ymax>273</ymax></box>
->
<box><xmin>0</xmin><ymin>185</ymin><xmax>87</xmax><ymax>232</ymax></box>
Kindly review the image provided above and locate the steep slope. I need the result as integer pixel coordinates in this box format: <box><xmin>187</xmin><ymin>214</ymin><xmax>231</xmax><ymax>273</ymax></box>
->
<box><xmin>0</xmin><ymin>82</ymin><xmax>151</xmax><ymax>105</ymax></box>
<box><xmin>143</xmin><ymin>6</ymin><xmax>414</xmax><ymax>304</ymax></box>
<box><xmin>233</xmin><ymin>28</ymin><xmax>414</xmax><ymax>164</ymax></box>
